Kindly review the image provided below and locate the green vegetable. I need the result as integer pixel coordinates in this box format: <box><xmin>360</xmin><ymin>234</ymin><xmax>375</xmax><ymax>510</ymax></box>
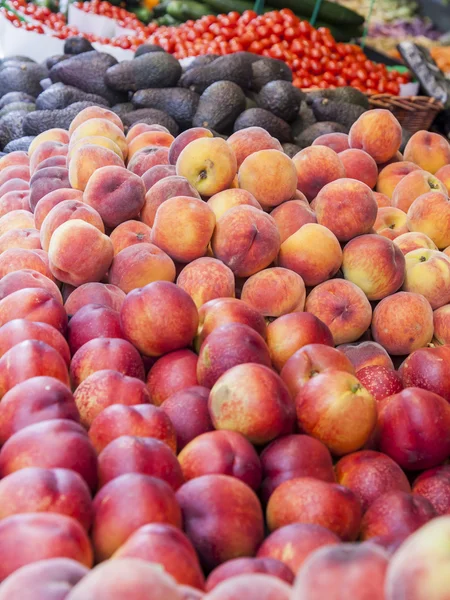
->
<box><xmin>130</xmin><ymin>5</ymin><xmax>154</xmax><ymax>22</ymax></box>
<box><xmin>166</xmin><ymin>0</ymin><xmax>214</xmax><ymax>20</ymax></box>
<box><xmin>268</xmin><ymin>0</ymin><xmax>364</xmax><ymax>26</ymax></box>
<box><xmin>314</xmin><ymin>19</ymin><xmax>364</xmax><ymax>41</ymax></box>
<box><xmin>202</xmin><ymin>0</ymin><xmax>276</xmax><ymax>14</ymax></box>
<box><xmin>155</xmin><ymin>13</ymin><xmax>183</xmax><ymax>24</ymax></box>
<box><xmin>152</xmin><ymin>0</ymin><xmax>170</xmax><ymax>16</ymax></box>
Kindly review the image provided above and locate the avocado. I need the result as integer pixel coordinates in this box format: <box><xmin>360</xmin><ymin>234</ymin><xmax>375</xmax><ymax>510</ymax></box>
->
<box><xmin>0</xmin><ymin>102</ymin><xmax>35</xmax><ymax>118</ymax></box>
<box><xmin>105</xmin><ymin>53</ymin><xmax>181</xmax><ymax>92</ymax></box>
<box><xmin>134</xmin><ymin>44</ymin><xmax>166</xmax><ymax>57</ymax></box>
<box><xmin>0</xmin><ymin>56</ymin><xmax>36</xmax><ymax>70</ymax></box>
<box><xmin>294</xmin><ymin>121</ymin><xmax>348</xmax><ymax>148</ymax></box>
<box><xmin>46</xmin><ymin>55</ymin><xmax>70</xmax><ymax>70</ymax></box>
<box><xmin>49</xmin><ymin>51</ymin><xmax>126</xmax><ymax>105</ymax></box>
<box><xmin>257</xmin><ymin>80</ymin><xmax>304</xmax><ymax>123</ymax></box>
<box><xmin>233</xmin><ymin>108</ymin><xmax>292</xmax><ymax>143</ymax></box>
<box><xmin>122</xmin><ymin>109</ymin><xmax>179</xmax><ymax>136</ymax></box>
<box><xmin>305</xmin><ymin>87</ymin><xmax>370</xmax><ymax>109</ymax></box>
<box><xmin>36</xmin><ymin>84</ymin><xmax>109</xmax><ymax>110</ymax></box>
<box><xmin>3</xmin><ymin>136</ymin><xmax>35</xmax><ymax>153</ymax></box>
<box><xmin>39</xmin><ymin>78</ymin><xmax>54</xmax><ymax>91</ymax></box>
<box><xmin>132</xmin><ymin>88</ymin><xmax>199</xmax><ymax>129</ymax></box>
<box><xmin>291</xmin><ymin>103</ymin><xmax>317</xmax><ymax>138</ymax></box>
<box><xmin>22</xmin><ymin>101</ymin><xmax>102</xmax><ymax>136</ymax></box>
<box><xmin>183</xmin><ymin>54</ymin><xmax>219</xmax><ymax>72</ymax></box>
<box><xmin>193</xmin><ymin>81</ymin><xmax>246</xmax><ymax>134</ymax></box>
<box><xmin>0</xmin><ymin>92</ymin><xmax>35</xmax><ymax>110</ymax></box>
<box><xmin>310</xmin><ymin>98</ymin><xmax>367</xmax><ymax>129</ymax></box>
<box><xmin>245</xmin><ymin>96</ymin><xmax>258</xmax><ymax>110</ymax></box>
<box><xmin>251</xmin><ymin>57</ymin><xmax>292</xmax><ymax>92</ymax></box>
<box><xmin>0</xmin><ymin>63</ymin><xmax>48</xmax><ymax>98</ymax></box>
<box><xmin>178</xmin><ymin>53</ymin><xmax>253</xmax><ymax>94</ymax></box>
<box><xmin>282</xmin><ymin>143</ymin><xmax>303</xmax><ymax>158</ymax></box>
<box><xmin>64</xmin><ymin>36</ymin><xmax>95</xmax><ymax>55</ymax></box>
<box><xmin>111</xmin><ymin>102</ymin><xmax>135</xmax><ymax>118</ymax></box>
<box><xmin>0</xmin><ymin>111</ymin><xmax>28</xmax><ymax>150</ymax></box>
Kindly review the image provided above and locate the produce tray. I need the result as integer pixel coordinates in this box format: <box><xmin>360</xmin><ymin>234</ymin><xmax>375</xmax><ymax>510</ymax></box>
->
<box><xmin>368</xmin><ymin>94</ymin><xmax>444</xmax><ymax>133</ymax></box>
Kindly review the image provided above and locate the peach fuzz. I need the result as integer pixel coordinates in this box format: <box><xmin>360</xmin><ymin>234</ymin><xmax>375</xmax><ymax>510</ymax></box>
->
<box><xmin>48</xmin><ymin>220</ymin><xmax>113</xmax><ymax>287</ymax></box>
<box><xmin>141</xmin><ymin>176</ymin><xmax>200</xmax><ymax>228</ymax></box>
<box><xmin>110</xmin><ymin>220</ymin><xmax>152</xmax><ymax>256</ymax></box>
<box><xmin>142</xmin><ymin>164</ymin><xmax>177</xmax><ymax>192</ymax></box>
<box><xmin>29</xmin><ymin>141</ymin><xmax>67</xmax><ymax>175</ymax></box>
<box><xmin>35</xmin><ymin>156</ymin><xmax>67</xmax><ymax>172</ymax></box>
<box><xmin>91</xmin><ymin>473</ymin><xmax>181</xmax><ymax>561</ymax></box>
<box><xmin>349</xmin><ymin>109</ymin><xmax>402</xmax><ymax>163</ymax></box>
<box><xmin>0</xmin><ymin>287</ymin><xmax>67</xmax><ymax>334</ymax></box>
<box><xmin>267</xmin><ymin>312</ymin><xmax>333</xmax><ymax>372</ymax></box>
<box><xmin>238</xmin><ymin>149</ymin><xmax>297</xmax><ymax>209</ymax></box>
<box><xmin>64</xmin><ymin>282</ymin><xmax>125</xmax><ymax>317</ymax></box>
<box><xmin>295</xmin><ymin>369</ymin><xmax>377</xmax><ymax>456</ymax></box>
<box><xmin>127</xmin><ymin>146</ymin><xmax>170</xmax><ymax>177</ymax></box>
<box><xmin>374</xmin><ymin>206</ymin><xmax>408</xmax><ymax>238</ymax></box>
<box><xmin>393</xmin><ymin>231</ymin><xmax>438</xmax><ymax>255</ymax></box>
<box><xmin>161</xmin><ymin>386</ymin><xmax>212</xmax><ymax>451</ymax></box>
<box><xmin>28</xmin><ymin>129</ymin><xmax>69</xmax><ymax>156</ymax></box>
<box><xmin>403</xmin><ymin>248</ymin><xmax>450</xmax><ymax>309</ymax></box>
<box><xmin>176</xmin><ymin>257</ymin><xmax>235</xmax><ymax>309</ymax></box>
<box><xmin>227</xmin><ymin>127</ymin><xmax>282</xmax><ymax>168</ymax></box>
<box><xmin>34</xmin><ymin>188</ymin><xmax>83</xmax><ymax>230</ymax></box>
<box><xmin>67</xmin><ymin>303</ymin><xmax>124</xmax><ymax>355</ymax></box>
<box><xmin>109</xmin><ymin>243</ymin><xmax>175</xmax><ymax>294</ymax></box>
<box><xmin>436</xmin><ymin>163</ymin><xmax>450</xmax><ymax>190</ymax></box>
<box><xmin>338</xmin><ymin>148</ymin><xmax>378</xmax><ymax>189</ymax></box>
<box><xmin>120</xmin><ymin>281</ymin><xmax>199</xmax><ymax>357</ymax></box>
<box><xmin>391</xmin><ymin>170</ymin><xmax>447</xmax><ymax>213</ymax></box>
<box><xmin>0</xmin><ymin>376</ymin><xmax>78</xmax><ymax>444</ymax></box>
<box><xmin>206</xmin><ymin>188</ymin><xmax>262</xmax><ymax>222</ymax></box>
<box><xmin>206</xmin><ymin>557</ymin><xmax>293</xmax><ymax>591</ymax></box>
<box><xmin>407</xmin><ymin>191</ymin><xmax>450</xmax><ymax>249</ymax></box>
<box><xmin>147</xmin><ymin>349</ymin><xmax>198</xmax><ymax>407</ymax></box>
<box><xmin>257</xmin><ymin>523</ymin><xmax>339</xmax><ymax>575</ymax></box>
<box><xmin>97</xmin><ymin>435</ymin><xmax>184</xmax><ymax>490</ymax></box>
<box><xmin>433</xmin><ymin>304</ymin><xmax>450</xmax><ymax>345</ymax></box>
<box><xmin>176</xmin><ymin>474</ymin><xmax>264</xmax><ymax>570</ymax></box>
<box><xmin>371</xmin><ymin>291</ymin><xmax>433</xmax><ymax>355</ymax></box>
<box><xmin>0</xmin><ymin>190</ymin><xmax>30</xmax><ymax>218</ymax></box>
<box><xmin>211</xmin><ymin>205</ymin><xmax>280</xmax><ymax>277</ymax></box>
<box><xmin>292</xmin><ymin>145</ymin><xmax>345</xmax><ymax>201</ymax></box>
<box><xmin>266</xmin><ymin>476</ymin><xmax>362</xmax><ymax>539</ymax></box>
<box><xmin>280</xmin><ymin>344</ymin><xmax>354</xmax><ymax>399</ymax></box>
<box><xmin>126</xmin><ymin>123</ymin><xmax>170</xmax><ymax>144</ymax></box>
<box><xmin>313</xmin><ymin>132</ymin><xmax>349</xmax><ymax>153</ymax></box>
<box><xmin>0</xmin><ymin>467</ymin><xmax>92</xmax><ymax>530</ymax></box>
<box><xmin>128</xmin><ymin>131</ymin><xmax>174</xmax><ymax>160</ymax></box>
<box><xmin>0</xmin><ymin>178</ymin><xmax>29</xmax><ymax>197</ymax></box>
<box><xmin>112</xmin><ymin>523</ymin><xmax>205</xmax><ymax>590</ymax></box>
<box><xmin>176</xmin><ymin>137</ymin><xmax>237</xmax><ymax>196</ymax></box>
<box><xmin>0</xmin><ymin>228</ymin><xmax>41</xmax><ymax>253</ymax></box>
<box><xmin>168</xmin><ymin>127</ymin><xmax>213</xmax><ymax>166</ymax></box>
<box><xmin>376</xmin><ymin>161</ymin><xmax>421</xmax><ymax>199</ymax></box>
<box><xmin>69</xmin><ymin>117</ymin><xmax>127</xmax><ymax>159</ymax></box>
<box><xmin>400</xmin><ymin>344</ymin><xmax>450</xmax><ymax>402</ymax></box>
<box><xmin>342</xmin><ymin>234</ymin><xmax>405</xmax><ymax>300</ymax></box>
<box><xmin>0</xmin><ymin>210</ymin><xmax>34</xmax><ymax>237</ymax></box>
<box><xmin>338</xmin><ymin>337</ymin><xmax>395</xmax><ymax>372</ymax></box>
<box><xmin>205</xmin><ymin>574</ymin><xmax>291</xmax><ymax>600</ymax></box>
<box><xmin>241</xmin><ymin>267</ymin><xmax>305</xmax><ymax>317</ymax></box>
<box><xmin>151</xmin><ymin>196</ymin><xmax>215</xmax><ymax>263</ymax></box>
<box><xmin>291</xmin><ymin>543</ymin><xmax>389</xmax><ymax>600</ymax></box>
<box><xmin>355</xmin><ymin>365</ymin><xmax>403</xmax><ymax>402</ymax></box>
<box><xmin>277</xmin><ymin>222</ymin><xmax>342</xmax><ymax>286</ymax></box>
<box><xmin>374</xmin><ymin>192</ymin><xmax>391</xmax><ymax>208</ymax></box>
<box><xmin>260</xmin><ymin>434</ymin><xmax>335</xmax><ymax>503</ymax></box>
<box><xmin>413</xmin><ymin>465</ymin><xmax>450</xmax><ymax>515</ymax></box>
<box><xmin>270</xmin><ymin>199</ymin><xmax>316</xmax><ymax>243</ymax></box>
<box><xmin>29</xmin><ymin>167</ymin><xmax>70</xmax><ymax>211</ymax></box>
<box><xmin>67</xmin><ymin>135</ymin><xmax>123</xmax><ymax>162</ymax></box>
<box><xmin>0</xmin><ymin>165</ymin><xmax>30</xmax><ymax>186</ymax></box>
<box><xmin>0</xmin><ymin>318</ymin><xmax>70</xmax><ymax>365</ymax></box>
<box><xmin>209</xmin><ymin>363</ymin><xmax>295</xmax><ymax>445</ymax></box>
<box><xmin>0</xmin><ymin>248</ymin><xmax>55</xmax><ymax>281</ymax></box>
<box><xmin>315</xmin><ymin>178</ymin><xmax>377</xmax><ymax>242</ymax></box>
<box><xmin>0</xmin><ymin>419</ymin><xmax>97</xmax><ymax>491</ymax></box>
<box><xmin>404</xmin><ymin>130</ymin><xmax>450</xmax><ymax>173</ymax></box>
<box><xmin>68</xmin><ymin>145</ymin><xmax>124</xmax><ymax>192</ymax></box>
<box><xmin>305</xmin><ymin>279</ymin><xmax>372</xmax><ymax>345</ymax></box>
<box><xmin>68</xmin><ymin>106</ymin><xmax>124</xmax><ymax>135</ymax></box>
<box><xmin>0</xmin><ymin>151</ymin><xmax>29</xmax><ymax>169</ymax></box>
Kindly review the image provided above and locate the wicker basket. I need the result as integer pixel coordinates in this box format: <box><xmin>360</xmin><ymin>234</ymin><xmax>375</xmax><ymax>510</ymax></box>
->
<box><xmin>368</xmin><ymin>94</ymin><xmax>444</xmax><ymax>133</ymax></box>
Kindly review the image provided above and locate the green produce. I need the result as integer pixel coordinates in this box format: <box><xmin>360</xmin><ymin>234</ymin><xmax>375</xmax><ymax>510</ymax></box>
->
<box><xmin>166</xmin><ymin>0</ymin><xmax>215</xmax><ymax>21</ymax></box>
<box><xmin>36</xmin><ymin>84</ymin><xmax>109</xmax><ymax>110</ymax></box>
<box><xmin>63</xmin><ymin>37</ymin><xmax>95</xmax><ymax>55</ymax></box>
<box><xmin>314</xmin><ymin>20</ymin><xmax>364</xmax><ymax>42</ymax></box>
<box><xmin>46</xmin><ymin>55</ymin><xmax>70</xmax><ymax>70</ymax></box>
<box><xmin>251</xmin><ymin>58</ymin><xmax>292</xmax><ymax>91</ymax></box>
<box><xmin>3</xmin><ymin>136</ymin><xmax>35</xmax><ymax>153</ymax></box>
<box><xmin>152</xmin><ymin>0</ymin><xmax>171</xmax><ymax>16</ymax></box>
<box><xmin>257</xmin><ymin>80</ymin><xmax>304</xmax><ymax>122</ymax></box>
<box><xmin>132</xmin><ymin>87</ymin><xmax>200</xmax><ymax>129</ymax></box>
<box><xmin>0</xmin><ymin>62</ymin><xmax>48</xmax><ymax>98</ymax></box>
<box><xmin>268</xmin><ymin>0</ymin><xmax>364</xmax><ymax>26</ymax></box>
<box><xmin>193</xmin><ymin>81</ymin><xmax>247</xmax><ymax>133</ymax></box>
<box><xmin>0</xmin><ymin>102</ymin><xmax>36</xmax><ymax>118</ymax></box>
<box><xmin>0</xmin><ymin>91</ymin><xmax>35</xmax><ymax>110</ymax></box>
<box><xmin>134</xmin><ymin>44</ymin><xmax>166</xmax><ymax>57</ymax></box>
<box><xmin>179</xmin><ymin>53</ymin><xmax>254</xmax><ymax>94</ymax></box>
<box><xmin>201</xmin><ymin>0</ymin><xmax>276</xmax><ymax>15</ymax></box>
<box><xmin>130</xmin><ymin>6</ymin><xmax>154</xmax><ymax>23</ymax></box>
<box><xmin>294</xmin><ymin>121</ymin><xmax>348</xmax><ymax>147</ymax></box>
<box><xmin>104</xmin><ymin>53</ymin><xmax>182</xmax><ymax>92</ymax></box>
<box><xmin>0</xmin><ymin>110</ymin><xmax>28</xmax><ymax>149</ymax></box>
<box><xmin>121</xmin><ymin>108</ymin><xmax>180</xmax><ymax>134</ymax></box>
<box><xmin>22</xmin><ymin>101</ymin><xmax>102</xmax><ymax>136</ymax></box>
<box><xmin>305</xmin><ymin>87</ymin><xmax>370</xmax><ymax>109</ymax></box>
<box><xmin>155</xmin><ymin>14</ymin><xmax>183</xmax><ymax>25</ymax></box>
<box><xmin>233</xmin><ymin>107</ymin><xmax>293</xmax><ymax>142</ymax></box>
<box><xmin>310</xmin><ymin>97</ymin><xmax>367</xmax><ymax>129</ymax></box>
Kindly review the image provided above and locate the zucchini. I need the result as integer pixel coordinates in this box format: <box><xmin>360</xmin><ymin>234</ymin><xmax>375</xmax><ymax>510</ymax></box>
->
<box><xmin>314</xmin><ymin>19</ymin><xmax>364</xmax><ymax>42</ymax></box>
<box><xmin>153</xmin><ymin>0</ymin><xmax>171</xmax><ymax>17</ymax></box>
<box><xmin>202</xmin><ymin>0</ymin><xmax>276</xmax><ymax>14</ymax></box>
<box><xmin>166</xmin><ymin>0</ymin><xmax>215</xmax><ymax>20</ymax></box>
<box><xmin>268</xmin><ymin>0</ymin><xmax>364</xmax><ymax>27</ymax></box>
<box><xmin>155</xmin><ymin>13</ymin><xmax>183</xmax><ymax>24</ymax></box>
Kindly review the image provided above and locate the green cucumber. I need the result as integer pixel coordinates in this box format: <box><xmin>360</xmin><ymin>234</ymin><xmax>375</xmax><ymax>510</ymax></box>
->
<box><xmin>268</xmin><ymin>0</ymin><xmax>364</xmax><ymax>26</ymax></box>
<box><xmin>153</xmin><ymin>0</ymin><xmax>171</xmax><ymax>17</ymax></box>
<box><xmin>166</xmin><ymin>0</ymin><xmax>215</xmax><ymax>20</ymax></box>
<box><xmin>314</xmin><ymin>20</ymin><xmax>364</xmax><ymax>42</ymax></box>
<box><xmin>155</xmin><ymin>13</ymin><xmax>183</xmax><ymax>24</ymax></box>
<box><xmin>201</xmin><ymin>0</ymin><xmax>276</xmax><ymax>14</ymax></box>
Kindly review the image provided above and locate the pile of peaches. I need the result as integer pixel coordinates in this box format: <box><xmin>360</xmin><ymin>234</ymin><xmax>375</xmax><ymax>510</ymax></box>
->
<box><xmin>0</xmin><ymin>104</ymin><xmax>450</xmax><ymax>599</ymax></box>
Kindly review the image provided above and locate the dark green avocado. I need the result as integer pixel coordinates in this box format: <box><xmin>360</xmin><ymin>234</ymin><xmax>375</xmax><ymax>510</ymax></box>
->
<box><xmin>294</xmin><ymin>121</ymin><xmax>349</xmax><ymax>148</ymax></box>
<box><xmin>310</xmin><ymin>97</ymin><xmax>367</xmax><ymax>129</ymax></box>
<box><xmin>178</xmin><ymin>53</ymin><xmax>253</xmax><ymax>94</ymax></box>
<box><xmin>122</xmin><ymin>108</ymin><xmax>179</xmax><ymax>136</ymax></box>
<box><xmin>132</xmin><ymin>88</ymin><xmax>199</xmax><ymax>129</ymax></box>
<box><xmin>64</xmin><ymin>36</ymin><xmax>95</xmax><ymax>55</ymax></box>
<box><xmin>251</xmin><ymin>57</ymin><xmax>292</xmax><ymax>92</ymax></box>
<box><xmin>105</xmin><ymin>53</ymin><xmax>182</xmax><ymax>92</ymax></box>
<box><xmin>36</xmin><ymin>84</ymin><xmax>109</xmax><ymax>110</ymax></box>
<box><xmin>233</xmin><ymin>108</ymin><xmax>292</xmax><ymax>143</ymax></box>
<box><xmin>3</xmin><ymin>136</ymin><xmax>35</xmax><ymax>153</ymax></box>
<box><xmin>193</xmin><ymin>81</ymin><xmax>246</xmax><ymax>134</ymax></box>
<box><xmin>257</xmin><ymin>80</ymin><xmax>304</xmax><ymax>123</ymax></box>
<box><xmin>0</xmin><ymin>63</ymin><xmax>48</xmax><ymax>98</ymax></box>
<box><xmin>134</xmin><ymin>44</ymin><xmax>166</xmax><ymax>57</ymax></box>
<box><xmin>22</xmin><ymin>101</ymin><xmax>102</xmax><ymax>136</ymax></box>
<box><xmin>0</xmin><ymin>92</ymin><xmax>35</xmax><ymax>110</ymax></box>
<box><xmin>305</xmin><ymin>87</ymin><xmax>370</xmax><ymax>109</ymax></box>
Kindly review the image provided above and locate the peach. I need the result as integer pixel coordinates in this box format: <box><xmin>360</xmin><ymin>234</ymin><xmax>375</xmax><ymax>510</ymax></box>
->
<box><xmin>376</xmin><ymin>160</ymin><xmax>421</xmax><ymax>199</ymax></box>
<box><xmin>393</xmin><ymin>231</ymin><xmax>438</xmax><ymax>255</ymax></box>
<box><xmin>305</xmin><ymin>279</ymin><xmax>372</xmax><ymax>345</ymax></box>
<box><xmin>176</xmin><ymin>474</ymin><xmax>264</xmax><ymax>570</ymax></box>
<box><xmin>404</xmin><ymin>130</ymin><xmax>450</xmax><ymax>173</ymax></box>
<box><xmin>176</xmin><ymin>257</ymin><xmax>234</xmax><ymax>309</ymax></box>
<box><xmin>97</xmin><ymin>435</ymin><xmax>184</xmax><ymax>490</ymax></box>
<box><xmin>84</xmin><ymin>166</ymin><xmax>146</xmax><ymax>228</ymax></box>
<box><xmin>147</xmin><ymin>349</ymin><xmax>198</xmax><ymax>407</ymax></box>
<box><xmin>205</xmin><ymin>574</ymin><xmax>291</xmax><ymax>600</ymax></box>
<box><xmin>141</xmin><ymin>176</ymin><xmax>200</xmax><ymax>228</ymax></box>
<box><xmin>69</xmin><ymin>118</ymin><xmax>127</xmax><ymax>159</ymax></box>
<box><xmin>0</xmin><ymin>190</ymin><xmax>30</xmax><ymax>217</ymax></box>
<box><xmin>436</xmin><ymin>163</ymin><xmax>450</xmax><ymax>191</ymax></box>
<box><xmin>64</xmin><ymin>282</ymin><xmax>125</xmax><ymax>317</ymax></box>
<box><xmin>433</xmin><ymin>304</ymin><xmax>450</xmax><ymax>345</ymax></box>
<box><xmin>0</xmin><ymin>151</ymin><xmax>29</xmax><ymax>169</ymax></box>
<box><xmin>315</xmin><ymin>178</ymin><xmax>378</xmax><ymax>241</ymax></box>
<box><xmin>209</xmin><ymin>363</ymin><xmax>295</xmax><ymax>445</ymax></box>
<box><xmin>291</xmin><ymin>543</ymin><xmax>389</xmax><ymax>600</ymax></box>
<box><xmin>295</xmin><ymin>369</ymin><xmax>377</xmax><ymax>456</ymax></box>
<box><xmin>374</xmin><ymin>192</ymin><xmax>391</xmax><ymax>208</ymax></box>
<box><xmin>178</xmin><ymin>430</ymin><xmax>261</xmax><ymax>490</ymax></box>
<box><xmin>312</xmin><ymin>132</ymin><xmax>349</xmax><ymax>153</ymax></box>
<box><xmin>0</xmin><ymin>209</ymin><xmax>34</xmax><ymax>236</ymax></box>
<box><xmin>267</xmin><ymin>312</ymin><xmax>333</xmax><ymax>372</ymax></box>
<box><xmin>211</xmin><ymin>206</ymin><xmax>280</xmax><ymax>277</ymax></box>
<box><xmin>392</xmin><ymin>170</ymin><xmax>447</xmax><ymax>213</ymax></box>
<box><xmin>0</xmin><ymin>467</ymin><xmax>92</xmax><ymax>530</ymax></box>
<box><xmin>91</xmin><ymin>473</ymin><xmax>181</xmax><ymax>560</ymax></box>
<box><xmin>69</xmin><ymin>106</ymin><xmax>124</xmax><ymax>136</ymax></box>
<box><xmin>35</xmin><ymin>156</ymin><xmax>67</xmax><ymax>172</ymax></box>
<box><xmin>227</xmin><ymin>127</ymin><xmax>282</xmax><ymax>168</ymax></box>
<box><xmin>0</xmin><ymin>513</ymin><xmax>92</xmax><ymax>582</ymax></box>
<box><xmin>400</xmin><ymin>344</ymin><xmax>450</xmax><ymax>402</ymax></box>
<box><xmin>356</xmin><ymin>365</ymin><xmax>403</xmax><ymax>402</ymax></box>
<box><xmin>197</xmin><ymin>323</ymin><xmax>271</xmax><ymax>388</ymax></box>
<box><xmin>48</xmin><ymin>220</ymin><xmax>114</xmax><ymax>286</ymax></box>
<box><xmin>277</xmin><ymin>223</ymin><xmax>342</xmax><ymax>286</ymax></box>
<box><xmin>349</xmin><ymin>109</ymin><xmax>402</xmax><ymax>163</ymax></box>
<box><xmin>371</xmin><ymin>291</ymin><xmax>433</xmax><ymax>355</ymax></box>
<box><xmin>29</xmin><ymin>167</ymin><xmax>70</xmax><ymax>211</ymax></box>
<box><xmin>0</xmin><ymin>376</ymin><xmax>78</xmax><ymax>444</ymax></box>
<box><xmin>126</xmin><ymin>123</ymin><xmax>170</xmax><ymax>143</ymax></box>
<box><xmin>260</xmin><ymin>434</ymin><xmax>335</xmax><ymax>503</ymax></box>
<box><xmin>127</xmin><ymin>146</ymin><xmax>170</xmax><ymax>177</ymax></box>
<box><xmin>0</xmin><ymin>248</ymin><xmax>55</xmax><ymax>281</ymax></box>
<box><xmin>151</xmin><ymin>196</ymin><xmax>215</xmax><ymax>263</ymax></box>
<box><xmin>28</xmin><ymin>129</ymin><xmax>70</xmax><ymax>157</ymax></box>
<box><xmin>342</xmin><ymin>234</ymin><xmax>405</xmax><ymax>300</ymax></box>
<box><xmin>161</xmin><ymin>386</ymin><xmax>213</xmax><ymax>450</ymax></box>
<box><xmin>240</xmin><ymin>267</ymin><xmax>304</xmax><ymax>318</ymax></box>
<box><xmin>0</xmin><ymin>179</ymin><xmax>29</xmax><ymax>199</ymax></box>
<box><xmin>0</xmin><ymin>318</ymin><xmax>70</xmax><ymax>365</ymax></box>
<box><xmin>338</xmin><ymin>341</ymin><xmax>394</xmax><ymax>371</ymax></box>
<box><xmin>407</xmin><ymin>191</ymin><xmax>450</xmax><ymax>249</ymax></box>
<box><xmin>68</xmin><ymin>145</ymin><xmax>124</xmax><ymax>192</ymax></box>
<box><xmin>207</xmin><ymin>188</ymin><xmax>262</xmax><ymax>222</ymax></box>
<box><xmin>34</xmin><ymin>188</ymin><xmax>83</xmax><ymax>230</ymax></box>
<box><xmin>270</xmin><ymin>200</ymin><xmax>316</xmax><ymax>243</ymax></box>
<box><xmin>0</xmin><ymin>228</ymin><xmax>41</xmax><ymax>253</ymax></box>
<box><xmin>238</xmin><ymin>149</ymin><xmax>297</xmax><ymax>209</ymax></box>
<box><xmin>128</xmin><ymin>131</ymin><xmax>174</xmax><ymax>160</ymax></box>
<box><xmin>292</xmin><ymin>145</ymin><xmax>345</xmax><ymax>201</ymax></box>
<box><xmin>0</xmin><ymin>419</ymin><xmax>97</xmax><ymax>491</ymax></box>
<box><xmin>413</xmin><ymin>465</ymin><xmax>450</xmax><ymax>515</ymax></box>
<box><xmin>29</xmin><ymin>141</ymin><xmax>68</xmax><ymax>175</ymax></box>
<box><xmin>0</xmin><ymin>286</ymin><xmax>66</xmax><ymax>333</ymax></box>
<box><xmin>206</xmin><ymin>558</ymin><xmax>293</xmax><ymax>591</ymax></box>
<box><xmin>89</xmin><ymin>403</ymin><xmax>176</xmax><ymax>454</ymax></box>
<box><xmin>120</xmin><ymin>281</ymin><xmax>199</xmax><ymax>357</ymax></box>
<box><xmin>0</xmin><ymin>558</ymin><xmax>88</xmax><ymax>600</ymax></box>
<box><xmin>67</xmin><ymin>135</ymin><xmax>124</xmax><ymax>163</ymax></box>
<box><xmin>168</xmin><ymin>127</ymin><xmax>214</xmax><ymax>165</ymax></box>
<box><xmin>0</xmin><ymin>165</ymin><xmax>30</xmax><ymax>186</ymax></box>
<box><xmin>67</xmin><ymin>303</ymin><xmax>124</xmax><ymax>355</ymax></box>
<box><xmin>141</xmin><ymin>164</ymin><xmax>177</xmax><ymax>191</ymax></box>
<box><xmin>280</xmin><ymin>344</ymin><xmax>354</xmax><ymax>398</ymax></box>
<box><xmin>403</xmin><ymin>248</ymin><xmax>450</xmax><ymax>309</ymax></box>
<box><xmin>374</xmin><ymin>206</ymin><xmax>408</xmax><ymax>238</ymax></box>
<box><xmin>110</xmin><ymin>220</ymin><xmax>152</xmax><ymax>256</ymax></box>
<box><xmin>266</xmin><ymin>477</ymin><xmax>362</xmax><ymax>539</ymax></box>
<box><xmin>113</xmin><ymin>523</ymin><xmax>205</xmax><ymax>589</ymax></box>
<box><xmin>73</xmin><ymin>369</ymin><xmax>150</xmax><ymax>428</ymax></box>
<box><xmin>109</xmin><ymin>243</ymin><xmax>175</xmax><ymax>294</ymax></box>
<box><xmin>339</xmin><ymin>148</ymin><xmax>379</xmax><ymax>189</ymax></box>
<box><xmin>176</xmin><ymin>137</ymin><xmax>237</xmax><ymax>197</ymax></box>
<box><xmin>378</xmin><ymin>387</ymin><xmax>450</xmax><ymax>470</ymax></box>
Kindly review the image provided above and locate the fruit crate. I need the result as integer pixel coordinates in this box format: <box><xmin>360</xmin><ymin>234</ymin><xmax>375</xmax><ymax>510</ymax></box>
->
<box><xmin>368</xmin><ymin>94</ymin><xmax>443</xmax><ymax>133</ymax></box>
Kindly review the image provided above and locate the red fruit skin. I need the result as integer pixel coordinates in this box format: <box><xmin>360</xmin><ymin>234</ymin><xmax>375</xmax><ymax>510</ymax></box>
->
<box><xmin>356</xmin><ymin>366</ymin><xmax>403</xmax><ymax>402</ymax></box>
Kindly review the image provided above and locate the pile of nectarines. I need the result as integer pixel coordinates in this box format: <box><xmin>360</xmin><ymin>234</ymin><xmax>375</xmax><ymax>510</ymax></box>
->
<box><xmin>1</xmin><ymin>104</ymin><xmax>450</xmax><ymax>598</ymax></box>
